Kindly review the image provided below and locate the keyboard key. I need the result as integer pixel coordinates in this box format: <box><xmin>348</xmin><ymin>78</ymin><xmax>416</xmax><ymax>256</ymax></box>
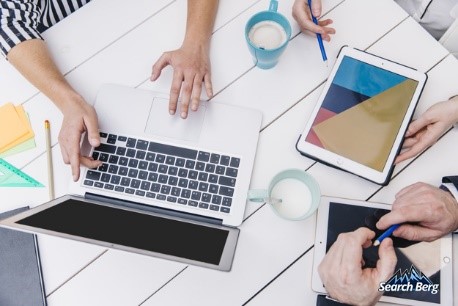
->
<box><xmin>209</xmin><ymin>184</ymin><xmax>219</xmax><ymax>194</ymax></box>
<box><xmin>104</xmin><ymin>184</ymin><xmax>114</xmax><ymax>190</ymax></box>
<box><xmin>198</xmin><ymin>172</ymin><xmax>208</xmax><ymax>182</ymax></box>
<box><xmin>211</xmin><ymin>195</ymin><xmax>222</xmax><ymax>205</ymax></box>
<box><xmin>109</xmin><ymin>155</ymin><xmax>119</xmax><ymax>164</ymax></box>
<box><xmin>141</xmin><ymin>181</ymin><xmax>151</xmax><ymax>191</ymax></box>
<box><xmin>121</xmin><ymin>177</ymin><xmax>131</xmax><ymax>186</ymax></box>
<box><xmin>119</xmin><ymin>157</ymin><xmax>128</xmax><ymax>166</ymax></box>
<box><xmin>126</xmin><ymin>138</ymin><xmax>136</xmax><ymax>148</ymax></box>
<box><xmin>96</xmin><ymin>143</ymin><xmax>116</xmax><ymax>154</ymax></box>
<box><xmin>98</xmin><ymin>163</ymin><xmax>108</xmax><ymax>172</ymax></box>
<box><xmin>136</xmin><ymin>140</ymin><xmax>148</xmax><ymax>150</ymax></box>
<box><xmin>156</xmin><ymin>154</ymin><xmax>165</xmax><ymax>163</ymax></box>
<box><xmin>118</xmin><ymin>136</ymin><xmax>127</xmax><ymax>142</ymax></box>
<box><xmin>146</xmin><ymin>192</ymin><xmax>156</xmax><ymax>198</ymax></box>
<box><xmin>168</xmin><ymin>176</ymin><xmax>178</xmax><ymax>186</ymax></box>
<box><xmin>146</xmin><ymin>152</ymin><xmax>155</xmax><ymax>161</ymax></box>
<box><xmin>136</xmin><ymin>150</ymin><xmax>146</xmax><ymax>159</ymax></box>
<box><xmin>158</xmin><ymin>164</ymin><xmax>168</xmax><ymax>173</ymax></box>
<box><xmin>198</xmin><ymin>182</ymin><xmax>209</xmax><ymax>192</ymax></box>
<box><xmin>110</xmin><ymin>175</ymin><xmax>121</xmax><ymax>185</ymax></box>
<box><xmin>188</xmin><ymin>170</ymin><xmax>198</xmax><ymax>179</ymax></box>
<box><xmin>115</xmin><ymin>186</ymin><xmax>125</xmax><ymax>192</ymax></box>
<box><xmin>205</xmin><ymin>163</ymin><xmax>215</xmax><ymax>173</ymax></box>
<box><xmin>220</xmin><ymin>207</ymin><xmax>230</xmax><ymax>213</ymax></box>
<box><xmin>178</xmin><ymin>198</ymin><xmax>187</xmax><ymax>205</ymax></box>
<box><xmin>138</xmin><ymin>170</ymin><xmax>148</xmax><ymax>180</ymax></box>
<box><xmin>167</xmin><ymin>196</ymin><xmax>177</xmax><ymax>203</ymax></box>
<box><xmin>230</xmin><ymin>157</ymin><xmax>240</xmax><ymax>168</ymax></box>
<box><xmin>94</xmin><ymin>182</ymin><xmax>104</xmax><ymax>188</ymax></box>
<box><xmin>168</xmin><ymin>167</ymin><xmax>178</xmax><ymax>176</ymax></box>
<box><xmin>188</xmin><ymin>200</ymin><xmax>198</xmax><ymax>207</ymax></box>
<box><xmin>99</xmin><ymin>153</ymin><xmax>109</xmax><ymax>162</ymax></box>
<box><xmin>222</xmin><ymin>197</ymin><xmax>232</xmax><ymax>207</ymax></box>
<box><xmin>219</xmin><ymin>176</ymin><xmax>236</xmax><ymax>187</ymax></box>
<box><xmin>99</xmin><ymin>132</ymin><xmax>108</xmax><ymax>138</ymax></box>
<box><xmin>139</xmin><ymin>161</ymin><xmax>148</xmax><ymax>170</ymax></box>
<box><xmin>128</xmin><ymin>169</ymin><xmax>138</xmax><ymax>178</ymax></box>
<box><xmin>101</xmin><ymin>173</ymin><xmax>111</xmax><ymax>182</ymax></box>
<box><xmin>86</xmin><ymin>170</ymin><xmax>101</xmax><ymax>181</ymax></box>
<box><xmin>178</xmin><ymin>178</ymin><xmax>188</xmax><ymax>188</ymax></box>
<box><xmin>119</xmin><ymin>167</ymin><xmax>128</xmax><ymax>176</ymax></box>
<box><xmin>198</xmin><ymin>202</ymin><xmax>209</xmax><ymax>209</ymax></box>
<box><xmin>178</xmin><ymin>168</ymin><xmax>188</xmax><ymax>177</ymax></box>
<box><xmin>108</xmin><ymin>165</ymin><xmax>118</xmax><ymax>174</ymax></box>
<box><xmin>130</xmin><ymin>179</ymin><xmax>141</xmax><ymax>189</ymax></box>
<box><xmin>185</xmin><ymin>160</ymin><xmax>195</xmax><ymax>169</ymax></box>
<box><xmin>116</xmin><ymin>147</ymin><xmax>126</xmax><ymax>156</ymax></box>
<box><xmin>198</xmin><ymin>151</ymin><xmax>210</xmax><ymax>162</ymax></box>
<box><xmin>166</xmin><ymin>156</ymin><xmax>175</xmax><ymax>165</ymax></box>
<box><xmin>148</xmin><ymin>141</ymin><xmax>198</xmax><ymax>159</ymax></box>
<box><xmin>220</xmin><ymin>155</ymin><xmax>230</xmax><ymax>166</ymax></box>
<box><xmin>171</xmin><ymin>187</ymin><xmax>181</xmax><ymax>197</ymax></box>
<box><xmin>196</xmin><ymin>162</ymin><xmax>205</xmax><ymax>171</ymax></box>
<box><xmin>83</xmin><ymin>180</ymin><xmax>94</xmax><ymax>186</ymax></box>
<box><xmin>148</xmin><ymin>162</ymin><xmax>158</xmax><ymax>172</ymax></box>
<box><xmin>210</xmin><ymin>154</ymin><xmax>220</xmax><ymax>164</ymax></box>
<box><xmin>92</xmin><ymin>151</ymin><xmax>99</xmax><ymax>160</ymax></box>
<box><xmin>135</xmin><ymin>190</ymin><xmax>145</xmax><ymax>197</ymax></box>
<box><xmin>150</xmin><ymin>183</ymin><xmax>160</xmax><ymax>192</ymax></box>
<box><xmin>226</xmin><ymin>167</ymin><xmax>238</xmax><ymax>177</ymax></box>
<box><xmin>191</xmin><ymin>191</ymin><xmax>202</xmax><ymax>200</ymax></box>
<box><xmin>215</xmin><ymin>166</ymin><xmax>225</xmax><ymax>175</ymax></box>
<box><xmin>128</xmin><ymin>159</ymin><xmax>139</xmax><ymax>168</ymax></box>
<box><xmin>125</xmin><ymin>188</ymin><xmax>135</xmax><ymax>194</ymax></box>
<box><xmin>175</xmin><ymin>158</ymin><xmax>185</xmax><ymax>167</ymax></box>
<box><xmin>189</xmin><ymin>180</ymin><xmax>198</xmax><ymax>190</ymax></box>
<box><xmin>108</xmin><ymin>134</ymin><xmax>117</xmax><ymax>144</ymax></box>
<box><xmin>210</xmin><ymin>205</ymin><xmax>219</xmax><ymax>211</ymax></box>
<box><xmin>219</xmin><ymin>186</ymin><xmax>234</xmax><ymax>197</ymax></box>
<box><xmin>148</xmin><ymin>172</ymin><xmax>158</xmax><ymax>182</ymax></box>
<box><xmin>126</xmin><ymin>148</ymin><xmax>136</xmax><ymax>157</ymax></box>
<box><xmin>202</xmin><ymin>193</ymin><xmax>211</xmax><ymax>203</ymax></box>
<box><xmin>181</xmin><ymin>189</ymin><xmax>191</xmax><ymax>198</ymax></box>
<box><xmin>209</xmin><ymin>174</ymin><xmax>218</xmax><ymax>183</ymax></box>
<box><xmin>158</xmin><ymin>175</ymin><xmax>168</xmax><ymax>184</ymax></box>
<box><xmin>157</xmin><ymin>194</ymin><xmax>166</xmax><ymax>201</ymax></box>
<box><xmin>161</xmin><ymin>185</ymin><xmax>171</xmax><ymax>194</ymax></box>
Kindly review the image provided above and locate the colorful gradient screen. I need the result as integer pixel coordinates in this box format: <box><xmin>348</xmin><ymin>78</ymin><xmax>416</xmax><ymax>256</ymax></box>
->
<box><xmin>306</xmin><ymin>56</ymin><xmax>418</xmax><ymax>171</ymax></box>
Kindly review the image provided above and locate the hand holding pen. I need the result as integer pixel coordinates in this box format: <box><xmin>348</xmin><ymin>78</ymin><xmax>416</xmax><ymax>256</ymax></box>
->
<box><xmin>291</xmin><ymin>0</ymin><xmax>335</xmax><ymax>42</ymax></box>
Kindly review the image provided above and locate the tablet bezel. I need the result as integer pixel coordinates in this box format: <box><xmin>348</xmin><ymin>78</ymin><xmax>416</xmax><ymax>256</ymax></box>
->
<box><xmin>296</xmin><ymin>46</ymin><xmax>427</xmax><ymax>185</ymax></box>
<box><xmin>312</xmin><ymin>196</ymin><xmax>453</xmax><ymax>306</ymax></box>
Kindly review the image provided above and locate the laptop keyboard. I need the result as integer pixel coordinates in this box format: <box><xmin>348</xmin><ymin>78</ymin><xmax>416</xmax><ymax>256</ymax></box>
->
<box><xmin>82</xmin><ymin>132</ymin><xmax>240</xmax><ymax>214</ymax></box>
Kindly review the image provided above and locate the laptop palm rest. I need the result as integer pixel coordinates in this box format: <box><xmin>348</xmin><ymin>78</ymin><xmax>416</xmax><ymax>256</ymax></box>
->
<box><xmin>145</xmin><ymin>97</ymin><xmax>206</xmax><ymax>142</ymax></box>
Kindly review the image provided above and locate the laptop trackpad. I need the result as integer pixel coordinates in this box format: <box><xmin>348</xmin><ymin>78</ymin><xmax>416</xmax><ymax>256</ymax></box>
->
<box><xmin>145</xmin><ymin>97</ymin><xmax>205</xmax><ymax>142</ymax></box>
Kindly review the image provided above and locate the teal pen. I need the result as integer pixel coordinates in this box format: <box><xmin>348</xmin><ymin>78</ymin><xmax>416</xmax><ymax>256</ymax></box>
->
<box><xmin>307</xmin><ymin>0</ymin><xmax>328</xmax><ymax>64</ymax></box>
<box><xmin>373</xmin><ymin>224</ymin><xmax>400</xmax><ymax>246</ymax></box>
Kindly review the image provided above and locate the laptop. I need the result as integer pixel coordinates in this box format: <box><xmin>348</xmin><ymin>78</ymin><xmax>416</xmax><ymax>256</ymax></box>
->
<box><xmin>0</xmin><ymin>84</ymin><xmax>262</xmax><ymax>271</ymax></box>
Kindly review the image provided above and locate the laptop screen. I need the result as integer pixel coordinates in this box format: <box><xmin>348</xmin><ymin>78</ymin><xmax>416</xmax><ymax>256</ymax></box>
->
<box><xmin>17</xmin><ymin>199</ymin><xmax>229</xmax><ymax>265</ymax></box>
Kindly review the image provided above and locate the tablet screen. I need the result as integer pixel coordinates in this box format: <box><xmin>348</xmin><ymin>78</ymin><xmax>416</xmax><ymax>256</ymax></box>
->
<box><xmin>327</xmin><ymin>202</ymin><xmax>441</xmax><ymax>304</ymax></box>
<box><xmin>305</xmin><ymin>56</ymin><xmax>419</xmax><ymax>172</ymax></box>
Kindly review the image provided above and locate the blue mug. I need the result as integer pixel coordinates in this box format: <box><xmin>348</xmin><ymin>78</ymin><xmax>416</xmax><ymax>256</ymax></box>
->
<box><xmin>245</xmin><ymin>0</ymin><xmax>292</xmax><ymax>69</ymax></box>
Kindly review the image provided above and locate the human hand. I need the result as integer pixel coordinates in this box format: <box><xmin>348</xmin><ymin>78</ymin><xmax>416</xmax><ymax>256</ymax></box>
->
<box><xmin>58</xmin><ymin>96</ymin><xmax>102</xmax><ymax>181</ymax></box>
<box><xmin>377</xmin><ymin>182</ymin><xmax>458</xmax><ymax>241</ymax></box>
<box><xmin>395</xmin><ymin>97</ymin><xmax>458</xmax><ymax>164</ymax></box>
<box><xmin>151</xmin><ymin>41</ymin><xmax>213</xmax><ymax>119</ymax></box>
<box><xmin>292</xmin><ymin>0</ymin><xmax>335</xmax><ymax>41</ymax></box>
<box><xmin>318</xmin><ymin>228</ymin><xmax>397</xmax><ymax>306</ymax></box>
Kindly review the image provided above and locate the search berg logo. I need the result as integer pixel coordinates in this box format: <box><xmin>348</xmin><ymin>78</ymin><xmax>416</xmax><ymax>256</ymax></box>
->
<box><xmin>378</xmin><ymin>265</ymin><xmax>439</xmax><ymax>295</ymax></box>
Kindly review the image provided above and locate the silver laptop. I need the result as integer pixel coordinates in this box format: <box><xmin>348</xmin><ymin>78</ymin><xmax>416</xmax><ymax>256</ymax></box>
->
<box><xmin>1</xmin><ymin>84</ymin><xmax>262</xmax><ymax>271</ymax></box>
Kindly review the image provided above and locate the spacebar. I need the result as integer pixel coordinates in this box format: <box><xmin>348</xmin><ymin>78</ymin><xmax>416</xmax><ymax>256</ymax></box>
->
<box><xmin>147</xmin><ymin>141</ymin><xmax>198</xmax><ymax>159</ymax></box>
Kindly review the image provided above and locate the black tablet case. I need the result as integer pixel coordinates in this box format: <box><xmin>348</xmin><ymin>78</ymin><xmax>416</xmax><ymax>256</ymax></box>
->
<box><xmin>0</xmin><ymin>207</ymin><xmax>47</xmax><ymax>306</ymax></box>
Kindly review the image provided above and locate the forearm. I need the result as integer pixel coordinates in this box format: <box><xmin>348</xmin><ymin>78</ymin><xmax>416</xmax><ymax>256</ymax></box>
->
<box><xmin>7</xmin><ymin>39</ymin><xmax>84</xmax><ymax>113</ymax></box>
<box><xmin>183</xmin><ymin>0</ymin><xmax>218</xmax><ymax>48</ymax></box>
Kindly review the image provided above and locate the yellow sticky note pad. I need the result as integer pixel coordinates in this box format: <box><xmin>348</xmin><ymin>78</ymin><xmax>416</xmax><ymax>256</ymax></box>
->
<box><xmin>0</xmin><ymin>103</ymin><xmax>35</xmax><ymax>153</ymax></box>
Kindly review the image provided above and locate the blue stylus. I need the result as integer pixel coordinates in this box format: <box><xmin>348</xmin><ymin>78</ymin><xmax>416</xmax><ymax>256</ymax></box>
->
<box><xmin>373</xmin><ymin>224</ymin><xmax>400</xmax><ymax>246</ymax></box>
<box><xmin>307</xmin><ymin>0</ymin><xmax>328</xmax><ymax>63</ymax></box>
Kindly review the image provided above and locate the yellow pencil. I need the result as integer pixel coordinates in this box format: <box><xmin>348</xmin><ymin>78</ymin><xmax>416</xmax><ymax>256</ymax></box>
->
<box><xmin>45</xmin><ymin>120</ymin><xmax>55</xmax><ymax>200</ymax></box>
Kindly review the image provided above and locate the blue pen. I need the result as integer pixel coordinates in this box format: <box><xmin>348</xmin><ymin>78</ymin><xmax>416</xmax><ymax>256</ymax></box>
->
<box><xmin>307</xmin><ymin>0</ymin><xmax>328</xmax><ymax>64</ymax></box>
<box><xmin>373</xmin><ymin>224</ymin><xmax>400</xmax><ymax>246</ymax></box>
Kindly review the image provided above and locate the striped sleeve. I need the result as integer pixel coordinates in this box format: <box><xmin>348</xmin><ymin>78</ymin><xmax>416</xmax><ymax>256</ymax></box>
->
<box><xmin>0</xmin><ymin>0</ymin><xmax>43</xmax><ymax>57</ymax></box>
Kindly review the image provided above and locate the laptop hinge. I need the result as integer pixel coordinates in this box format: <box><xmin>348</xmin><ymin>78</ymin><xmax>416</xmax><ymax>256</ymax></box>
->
<box><xmin>85</xmin><ymin>193</ymin><xmax>224</xmax><ymax>226</ymax></box>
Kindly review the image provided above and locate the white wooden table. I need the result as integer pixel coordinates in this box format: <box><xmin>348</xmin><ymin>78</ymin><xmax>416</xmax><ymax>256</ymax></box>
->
<box><xmin>1</xmin><ymin>0</ymin><xmax>457</xmax><ymax>305</ymax></box>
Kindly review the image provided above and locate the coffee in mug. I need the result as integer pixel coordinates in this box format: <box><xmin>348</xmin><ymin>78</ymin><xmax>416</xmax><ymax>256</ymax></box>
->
<box><xmin>248</xmin><ymin>20</ymin><xmax>287</xmax><ymax>50</ymax></box>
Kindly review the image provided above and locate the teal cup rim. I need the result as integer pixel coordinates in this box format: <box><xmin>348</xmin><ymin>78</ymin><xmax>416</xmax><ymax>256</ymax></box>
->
<box><xmin>245</xmin><ymin>10</ymin><xmax>292</xmax><ymax>53</ymax></box>
<box><xmin>247</xmin><ymin>169</ymin><xmax>321</xmax><ymax>221</ymax></box>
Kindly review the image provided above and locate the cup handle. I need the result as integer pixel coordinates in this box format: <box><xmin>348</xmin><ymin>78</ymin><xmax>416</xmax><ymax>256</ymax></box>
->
<box><xmin>269</xmin><ymin>0</ymin><xmax>278</xmax><ymax>12</ymax></box>
<box><xmin>247</xmin><ymin>189</ymin><xmax>282</xmax><ymax>205</ymax></box>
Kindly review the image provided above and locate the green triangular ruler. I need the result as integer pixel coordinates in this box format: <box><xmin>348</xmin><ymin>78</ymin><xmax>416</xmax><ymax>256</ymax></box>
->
<box><xmin>0</xmin><ymin>158</ymin><xmax>44</xmax><ymax>187</ymax></box>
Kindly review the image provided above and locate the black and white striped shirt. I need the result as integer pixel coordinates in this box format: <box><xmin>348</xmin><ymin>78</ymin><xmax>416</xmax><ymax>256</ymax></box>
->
<box><xmin>0</xmin><ymin>0</ymin><xmax>90</xmax><ymax>57</ymax></box>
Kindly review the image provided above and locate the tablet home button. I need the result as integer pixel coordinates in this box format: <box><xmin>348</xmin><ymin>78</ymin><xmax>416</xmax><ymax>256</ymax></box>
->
<box><xmin>444</xmin><ymin>256</ymin><xmax>450</xmax><ymax>264</ymax></box>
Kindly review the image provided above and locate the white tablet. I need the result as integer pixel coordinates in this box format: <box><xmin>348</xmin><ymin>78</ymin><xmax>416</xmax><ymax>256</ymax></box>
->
<box><xmin>312</xmin><ymin>196</ymin><xmax>453</xmax><ymax>306</ymax></box>
<box><xmin>296</xmin><ymin>46</ymin><xmax>427</xmax><ymax>185</ymax></box>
